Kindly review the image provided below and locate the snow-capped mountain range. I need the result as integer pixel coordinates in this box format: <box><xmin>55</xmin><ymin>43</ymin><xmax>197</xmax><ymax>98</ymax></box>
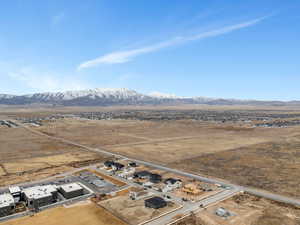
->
<box><xmin>0</xmin><ymin>88</ymin><xmax>298</xmax><ymax>106</ymax></box>
<box><xmin>24</xmin><ymin>88</ymin><xmax>145</xmax><ymax>101</ymax></box>
<box><xmin>149</xmin><ymin>91</ymin><xmax>179</xmax><ymax>99</ymax></box>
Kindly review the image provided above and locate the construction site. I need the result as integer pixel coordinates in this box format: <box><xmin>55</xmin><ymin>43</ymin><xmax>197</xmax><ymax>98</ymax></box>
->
<box><xmin>0</xmin><ymin>152</ymin><xmax>299</xmax><ymax>225</ymax></box>
<box><xmin>0</xmin><ymin>155</ymin><xmax>232</xmax><ymax>225</ymax></box>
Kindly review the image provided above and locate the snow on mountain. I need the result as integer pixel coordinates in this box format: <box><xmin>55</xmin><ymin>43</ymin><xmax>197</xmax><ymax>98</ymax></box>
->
<box><xmin>61</xmin><ymin>88</ymin><xmax>142</xmax><ymax>100</ymax></box>
<box><xmin>0</xmin><ymin>88</ymin><xmax>297</xmax><ymax>106</ymax></box>
<box><xmin>0</xmin><ymin>94</ymin><xmax>16</xmax><ymax>99</ymax></box>
<box><xmin>23</xmin><ymin>88</ymin><xmax>145</xmax><ymax>101</ymax></box>
<box><xmin>191</xmin><ymin>96</ymin><xmax>216</xmax><ymax>102</ymax></box>
<box><xmin>149</xmin><ymin>91</ymin><xmax>179</xmax><ymax>99</ymax></box>
<box><xmin>0</xmin><ymin>88</ymin><xmax>220</xmax><ymax>103</ymax></box>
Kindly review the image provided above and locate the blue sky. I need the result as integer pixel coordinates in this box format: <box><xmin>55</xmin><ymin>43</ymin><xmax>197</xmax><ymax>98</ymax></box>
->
<box><xmin>0</xmin><ymin>0</ymin><xmax>299</xmax><ymax>100</ymax></box>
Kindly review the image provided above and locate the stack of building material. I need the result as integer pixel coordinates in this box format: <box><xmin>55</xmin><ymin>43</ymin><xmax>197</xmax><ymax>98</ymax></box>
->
<box><xmin>182</xmin><ymin>183</ymin><xmax>201</xmax><ymax>195</ymax></box>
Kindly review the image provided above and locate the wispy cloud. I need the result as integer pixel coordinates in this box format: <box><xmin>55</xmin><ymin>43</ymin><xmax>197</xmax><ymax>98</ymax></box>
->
<box><xmin>78</xmin><ymin>16</ymin><xmax>268</xmax><ymax>70</ymax></box>
<box><xmin>9</xmin><ymin>67</ymin><xmax>88</xmax><ymax>92</ymax></box>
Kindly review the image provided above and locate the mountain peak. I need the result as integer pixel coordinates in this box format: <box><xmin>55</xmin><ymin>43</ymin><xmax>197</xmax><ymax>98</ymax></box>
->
<box><xmin>149</xmin><ymin>91</ymin><xmax>179</xmax><ymax>99</ymax></box>
<box><xmin>0</xmin><ymin>88</ymin><xmax>297</xmax><ymax>106</ymax></box>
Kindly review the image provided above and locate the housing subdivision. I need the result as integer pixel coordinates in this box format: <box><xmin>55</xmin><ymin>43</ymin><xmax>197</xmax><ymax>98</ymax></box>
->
<box><xmin>1</xmin><ymin>156</ymin><xmax>297</xmax><ymax>225</ymax></box>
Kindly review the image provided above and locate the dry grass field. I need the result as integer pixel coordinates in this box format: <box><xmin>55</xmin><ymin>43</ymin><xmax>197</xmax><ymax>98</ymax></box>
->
<box><xmin>2</xmin><ymin>104</ymin><xmax>300</xmax><ymax>114</ymax></box>
<box><xmin>0</xmin><ymin>126</ymin><xmax>107</xmax><ymax>186</ymax></box>
<box><xmin>1</xmin><ymin>201</ymin><xmax>127</xmax><ymax>225</ymax></box>
<box><xmin>195</xmin><ymin>194</ymin><xmax>300</xmax><ymax>225</ymax></box>
<box><xmin>36</xmin><ymin>119</ymin><xmax>144</xmax><ymax>147</ymax></box>
<box><xmin>0</xmin><ymin>167</ymin><xmax>6</xmax><ymax>176</ymax></box>
<box><xmin>1</xmin><ymin>105</ymin><xmax>300</xmax><ymax>199</ymax></box>
<box><xmin>28</xmin><ymin>117</ymin><xmax>300</xmax><ymax>197</ymax></box>
<box><xmin>0</xmin><ymin>127</ymin><xmax>72</xmax><ymax>162</ymax></box>
<box><xmin>33</xmin><ymin>119</ymin><xmax>294</xmax><ymax>161</ymax></box>
<box><xmin>170</xmin><ymin>139</ymin><xmax>300</xmax><ymax>198</ymax></box>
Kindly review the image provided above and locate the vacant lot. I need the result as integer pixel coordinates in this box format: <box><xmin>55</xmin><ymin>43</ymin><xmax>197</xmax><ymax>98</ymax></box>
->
<box><xmin>99</xmin><ymin>195</ymin><xmax>180</xmax><ymax>224</ymax></box>
<box><xmin>31</xmin><ymin>118</ymin><xmax>300</xmax><ymax>197</ymax></box>
<box><xmin>109</xmin><ymin>134</ymin><xmax>267</xmax><ymax>164</ymax></box>
<box><xmin>196</xmin><ymin>194</ymin><xmax>300</xmax><ymax>225</ymax></box>
<box><xmin>174</xmin><ymin>195</ymin><xmax>300</xmax><ymax>225</ymax></box>
<box><xmin>0</xmin><ymin>127</ymin><xmax>72</xmax><ymax>162</ymax></box>
<box><xmin>34</xmin><ymin>119</ymin><xmax>296</xmax><ymax>163</ymax></box>
<box><xmin>1</xmin><ymin>201</ymin><xmax>127</xmax><ymax>225</ymax></box>
<box><xmin>0</xmin><ymin>166</ymin><xmax>5</xmax><ymax>176</ymax></box>
<box><xmin>0</xmin><ymin>126</ymin><xmax>106</xmax><ymax>186</ymax></box>
<box><xmin>170</xmin><ymin>139</ymin><xmax>300</xmax><ymax>198</ymax></box>
<box><xmin>35</xmin><ymin>119</ymin><xmax>145</xmax><ymax>147</ymax></box>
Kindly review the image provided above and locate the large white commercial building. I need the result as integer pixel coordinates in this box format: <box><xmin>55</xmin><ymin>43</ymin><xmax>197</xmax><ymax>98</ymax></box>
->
<box><xmin>22</xmin><ymin>185</ymin><xmax>58</xmax><ymax>209</ymax></box>
<box><xmin>9</xmin><ymin>186</ymin><xmax>21</xmax><ymax>202</ymax></box>
<box><xmin>0</xmin><ymin>193</ymin><xmax>15</xmax><ymax>217</ymax></box>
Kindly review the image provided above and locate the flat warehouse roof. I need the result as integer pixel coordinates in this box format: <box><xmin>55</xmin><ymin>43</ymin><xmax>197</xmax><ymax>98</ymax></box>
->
<box><xmin>23</xmin><ymin>185</ymin><xmax>57</xmax><ymax>200</ymax></box>
<box><xmin>0</xmin><ymin>193</ymin><xmax>14</xmax><ymax>208</ymax></box>
<box><xmin>9</xmin><ymin>186</ymin><xmax>21</xmax><ymax>193</ymax></box>
<box><xmin>60</xmin><ymin>183</ymin><xmax>83</xmax><ymax>193</ymax></box>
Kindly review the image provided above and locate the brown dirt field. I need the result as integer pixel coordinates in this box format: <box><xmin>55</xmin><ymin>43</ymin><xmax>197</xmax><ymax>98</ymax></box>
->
<box><xmin>195</xmin><ymin>194</ymin><xmax>300</xmax><ymax>225</ymax></box>
<box><xmin>3</xmin><ymin>153</ymin><xmax>100</xmax><ymax>174</ymax></box>
<box><xmin>31</xmin><ymin>118</ymin><xmax>300</xmax><ymax>197</ymax></box>
<box><xmin>34</xmin><ymin>119</ymin><xmax>145</xmax><ymax>147</ymax></box>
<box><xmin>0</xmin><ymin>166</ymin><xmax>6</xmax><ymax>176</ymax></box>
<box><xmin>33</xmin><ymin>119</ymin><xmax>298</xmax><ymax>163</ymax></box>
<box><xmin>0</xmin><ymin>127</ymin><xmax>81</xmax><ymax>162</ymax></box>
<box><xmin>173</xmin><ymin>214</ymin><xmax>207</xmax><ymax>225</ymax></box>
<box><xmin>99</xmin><ymin>195</ymin><xmax>180</xmax><ymax>225</ymax></box>
<box><xmin>0</xmin><ymin>156</ymin><xmax>108</xmax><ymax>187</ymax></box>
<box><xmin>173</xmin><ymin>187</ymin><xmax>221</xmax><ymax>202</ymax></box>
<box><xmin>2</xmin><ymin>105</ymin><xmax>300</xmax><ymax>199</ymax></box>
<box><xmin>0</xmin><ymin>126</ymin><xmax>107</xmax><ymax>186</ymax></box>
<box><xmin>170</xmin><ymin>139</ymin><xmax>300</xmax><ymax>198</ymax></box>
<box><xmin>1</xmin><ymin>202</ymin><xmax>127</xmax><ymax>225</ymax></box>
<box><xmin>109</xmin><ymin>135</ymin><xmax>267</xmax><ymax>164</ymax></box>
<box><xmin>0</xmin><ymin>165</ymin><xmax>72</xmax><ymax>186</ymax></box>
<box><xmin>2</xmin><ymin>104</ymin><xmax>300</xmax><ymax>115</ymax></box>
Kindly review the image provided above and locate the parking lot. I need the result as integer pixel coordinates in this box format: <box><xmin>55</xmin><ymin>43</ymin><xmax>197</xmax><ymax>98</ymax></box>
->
<box><xmin>73</xmin><ymin>171</ymin><xmax>119</xmax><ymax>194</ymax></box>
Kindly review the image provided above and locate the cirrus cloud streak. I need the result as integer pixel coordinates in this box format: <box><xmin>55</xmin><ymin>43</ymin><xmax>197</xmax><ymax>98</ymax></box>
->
<box><xmin>78</xmin><ymin>16</ymin><xmax>268</xmax><ymax>70</ymax></box>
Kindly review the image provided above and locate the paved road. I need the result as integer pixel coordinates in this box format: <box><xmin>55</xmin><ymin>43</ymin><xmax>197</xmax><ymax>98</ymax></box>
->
<box><xmin>15</xmin><ymin>121</ymin><xmax>300</xmax><ymax>207</ymax></box>
<box><xmin>95</xmin><ymin>166</ymin><xmax>240</xmax><ymax>225</ymax></box>
<box><xmin>0</xmin><ymin>165</ymin><xmax>92</xmax><ymax>192</ymax></box>
<box><xmin>146</xmin><ymin>188</ymin><xmax>239</xmax><ymax>225</ymax></box>
<box><xmin>94</xmin><ymin>166</ymin><xmax>182</xmax><ymax>202</ymax></box>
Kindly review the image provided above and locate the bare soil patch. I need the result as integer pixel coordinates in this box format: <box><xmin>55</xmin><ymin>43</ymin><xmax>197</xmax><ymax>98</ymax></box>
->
<box><xmin>170</xmin><ymin>140</ymin><xmax>300</xmax><ymax>198</ymax></box>
<box><xmin>1</xmin><ymin>202</ymin><xmax>127</xmax><ymax>225</ymax></box>
<box><xmin>0</xmin><ymin>126</ymin><xmax>107</xmax><ymax>186</ymax></box>
<box><xmin>99</xmin><ymin>195</ymin><xmax>180</xmax><ymax>225</ymax></box>
<box><xmin>29</xmin><ymin>118</ymin><xmax>300</xmax><ymax>197</ymax></box>
<box><xmin>196</xmin><ymin>194</ymin><xmax>300</xmax><ymax>225</ymax></box>
<box><xmin>0</xmin><ymin>127</ymin><xmax>81</xmax><ymax>162</ymax></box>
<box><xmin>35</xmin><ymin>119</ymin><xmax>146</xmax><ymax>147</ymax></box>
